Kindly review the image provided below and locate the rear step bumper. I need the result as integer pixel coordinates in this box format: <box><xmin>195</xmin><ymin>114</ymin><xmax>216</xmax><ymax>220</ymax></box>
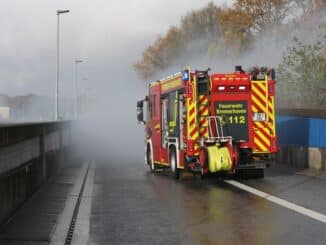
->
<box><xmin>235</xmin><ymin>162</ymin><xmax>271</xmax><ymax>170</ymax></box>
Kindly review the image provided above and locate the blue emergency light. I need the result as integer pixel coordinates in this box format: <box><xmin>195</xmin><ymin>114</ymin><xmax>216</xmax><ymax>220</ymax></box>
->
<box><xmin>271</xmin><ymin>69</ymin><xmax>276</xmax><ymax>80</ymax></box>
<box><xmin>182</xmin><ymin>70</ymin><xmax>189</xmax><ymax>81</ymax></box>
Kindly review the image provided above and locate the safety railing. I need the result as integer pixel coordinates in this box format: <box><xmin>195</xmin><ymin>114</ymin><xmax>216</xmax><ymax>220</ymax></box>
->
<box><xmin>206</xmin><ymin>116</ymin><xmax>232</xmax><ymax>143</ymax></box>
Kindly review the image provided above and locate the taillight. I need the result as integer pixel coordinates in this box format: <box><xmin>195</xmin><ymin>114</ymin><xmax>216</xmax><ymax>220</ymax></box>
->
<box><xmin>218</xmin><ymin>86</ymin><xmax>226</xmax><ymax>91</ymax></box>
<box><xmin>270</xmin><ymin>136</ymin><xmax>278</xmax><ymax>152</ymax></box>
<box><xmin>216</xmin><ymin>84</ymin><xmax>249</xmax><ymax>92</ymax></box>
<box><xmin>229</xmin><ymin>85</ymin><xmax>236</xmax><ymax>91</ymax></box>
<box><xmin>188</xmin><ymin>141</ymin><xmax>194</xmax><ymax>153</ymax></box>
<box><xmin>238</xmin><ymin>85</ymin><xmax>247</xmax><ymax>91</ymax></box>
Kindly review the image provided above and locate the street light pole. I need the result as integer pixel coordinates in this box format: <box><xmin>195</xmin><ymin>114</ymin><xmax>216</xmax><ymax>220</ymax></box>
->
<box><xmin>55</xmin><ymin>9</ymin><xmax>70</xmax><ymax>121</ymax></box>
<box><xmin>84</xmin><ymin>87</ymin><xmax>92</xmax><ymax>115</ymax></box>
<box><xmin>75</xmin><ymin>59</ymin><xmax>83</xmax><ymax>119</ymax></box>
<box><xmin>81</xmin><ymin>78</ymin><xmax>88</xmax><ymax>114</ymax></box>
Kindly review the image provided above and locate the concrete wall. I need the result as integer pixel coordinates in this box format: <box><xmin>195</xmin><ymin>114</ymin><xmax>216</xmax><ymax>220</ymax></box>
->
<box><xmin>0</xmin><ymin>121</ymin><xmax>73</xmax><ymax>226</ymax></box>
<box><xmin>0</xmin><ymin>152</ymin><xmax>62</xmax><ymax>225</ymax></box>
<box><xmin>277</xmin><ymin>115</ymin><xmax>326</xmax><ymax>170</ymax></box>
<box><xmin>276</xmin><ymin>145</ymin><xmax>326</xmax><ymax>170</ymax></box>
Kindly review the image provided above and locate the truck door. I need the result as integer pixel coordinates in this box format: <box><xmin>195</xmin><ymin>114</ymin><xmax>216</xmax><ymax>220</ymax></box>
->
<box><xmin>150</xmin><ymin>87</ymin><xmax>161</xmax><ymax>163</ymax></box>
<box><xmin>160</xmin><ymin>92</ymin><xmax>179</xmax><ymax>164</ymax></box>
<box><xmin>161</xmin><ymin>98</ymin><xmax>168</xmax><ymax>149</ymax></box>
<box><xmin>168</xmin><ymin>91</ymin><xmax>179</xmax><ymax>138</ymax></box>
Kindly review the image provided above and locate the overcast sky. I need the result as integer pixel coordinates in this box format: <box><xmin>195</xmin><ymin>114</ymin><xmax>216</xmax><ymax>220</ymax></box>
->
<box><xmin>0</xmin><ymin>0</ymin><xmax>229</xmax><ymax>97</ymax></box>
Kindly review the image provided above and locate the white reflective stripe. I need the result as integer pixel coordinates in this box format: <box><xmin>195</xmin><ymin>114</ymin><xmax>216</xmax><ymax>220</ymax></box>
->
<box><xmin>225</xmin><ymin>180</ymin><xmax>326</xmax><ymax>224</ymax></box>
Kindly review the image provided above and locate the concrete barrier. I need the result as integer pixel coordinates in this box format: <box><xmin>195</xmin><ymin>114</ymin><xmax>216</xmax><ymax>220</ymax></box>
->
<box><xmin>0</xmin><ymin>121</ymin><xmax>73</xmax><ymax>225</ymax></box>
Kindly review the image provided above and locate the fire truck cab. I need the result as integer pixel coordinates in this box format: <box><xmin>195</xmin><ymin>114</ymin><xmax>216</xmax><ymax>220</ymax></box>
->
<box><xmin>137</xmin><ymin>66</ymin><xmax>277</xmax><ymax>179</ymax></box>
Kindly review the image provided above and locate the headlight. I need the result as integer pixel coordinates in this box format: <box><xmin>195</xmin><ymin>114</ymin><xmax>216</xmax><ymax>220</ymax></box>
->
<box><xmin>253</xmin><ymin>112</ymin><xmax>266</xmax><ymax>122</ymax></box>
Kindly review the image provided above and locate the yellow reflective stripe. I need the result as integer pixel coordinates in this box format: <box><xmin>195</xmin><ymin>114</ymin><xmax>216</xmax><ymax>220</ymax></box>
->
<box><xmin>252</xmin><ymin>83</ymin><xmax>267</xmax><ymax>101</ymax></box>
<box><xmin>255</xmin><ymin>82</ymin><xmax>267</xmax><ymax>93</ymax></box>
<box><xmin>186</xmin><ymin>98</ymin><xmax>192</xmax><ymax>138</ymax></box>
<box><xmin>268</xmin><ymin>101</ymin><xmax>273</xmax><ymax>109</ymax></box>
<box><xmin>199</xmin><ymin>95</ymin><xmax>208</xmax><ymax>104</ymax></box>
<box><xmin>261</xmin><ymin>126</ymin><xmax>270</xmax><ymax>136</ymax></box>
<box><xmin>252</xmin><ymin>96</ymin><xmax>267</xmax><ymax>113</ymax></box>
<box><xmin>254</xmin><ymin>138</ymin><xmax>268</xmax><ymax>152</ymax></box>
<box><xmin>154</xmin><ymin>161</ymin><xmax>184</xmax><ymax>169</ymax></box>
<box><xmin>187</xmin><ymin>100</ymin><xmax>198</xmax><ymax>138</ymax></box>
<box><xmin>154</xmin><ymin>161</ymin><xmax>169</xmax><ymax>166</ymax></box>
<box><xmin>199</xmin><ymin>105</ymin><xmax>209</xmax><ymax>113</ymax></box>
<box><xmin>269</xmin><ymin>96</ymin><xmax>276</xmax><ymax>136</ymax></box>
<box><xmin>252</xmin><ymin>90</ymin><xmax>268</xmax><ymax>109</ymax></box>
<box><xmin>256</xmin><ymin>130</ymin><xmax>270</xmax><ymax>145</ymax></box>
<box><xmin>252</xmin><ymin>104</ymin><xmax>259</xmax><ymax>113</ymax></box>
<box><xmin>200</xmin><ymin>120</ymin><xmax>208</xmax><ymax>127</ymax></box>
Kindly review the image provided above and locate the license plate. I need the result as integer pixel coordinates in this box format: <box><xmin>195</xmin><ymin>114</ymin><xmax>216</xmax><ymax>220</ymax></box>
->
<box><xmin>253</xmin><ymin>112</ymin><xmax>266</xmax><ymax>122</ymax></box>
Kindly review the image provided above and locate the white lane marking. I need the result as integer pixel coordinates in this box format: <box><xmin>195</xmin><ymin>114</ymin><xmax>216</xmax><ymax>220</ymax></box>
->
<box><xmin>225</xmin><ymin>180</ymin><xmax>326</xmax><ymax>224</ymax></box>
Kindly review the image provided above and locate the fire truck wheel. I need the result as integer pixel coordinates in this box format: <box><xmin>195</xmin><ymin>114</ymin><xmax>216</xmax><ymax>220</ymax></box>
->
<box><xmin>169</xmin><ymin>147</ymin><xmax>180</xmax><ymax>179</ymax></box>
<box><xmin>147</xmin><ymin>145</ymin><xmax>156</xmax><ymax>173</ymax></box>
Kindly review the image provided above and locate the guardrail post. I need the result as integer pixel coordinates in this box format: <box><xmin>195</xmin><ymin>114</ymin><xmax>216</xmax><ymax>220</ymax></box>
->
<box><xmin>40</xmin><ymin>126</ymin><xmax>46</xmax><ymax>180</ymax></box>
<box><xmin>59</xmin><ymin>126</ymin><xmax>64</xmax><ymax>166</ymax></box>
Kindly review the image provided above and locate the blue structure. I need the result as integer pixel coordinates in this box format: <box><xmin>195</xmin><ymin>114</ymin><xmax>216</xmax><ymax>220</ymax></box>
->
<box><xmin>277</xmin><ymin>116</ymin><xmax>326</xmax><ymax>148</ymax></box>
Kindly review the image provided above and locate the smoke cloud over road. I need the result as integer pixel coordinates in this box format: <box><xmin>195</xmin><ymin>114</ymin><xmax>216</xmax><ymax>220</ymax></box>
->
<box><xmin>2</xmin><ymin>1</ymin><xmax>324</xmax><ymax>160</ymax></box>
<box><xmin>1</xmin><ymin>0</ymin><xmax>227</xmax><ymax>160</ymax></box>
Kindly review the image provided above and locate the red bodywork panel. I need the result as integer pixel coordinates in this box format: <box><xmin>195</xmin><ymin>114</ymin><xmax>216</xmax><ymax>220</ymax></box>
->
<box><xmin>149</xmin><ymin>84</ymin><xmax>162</xmax><ymax>163</ymax></box>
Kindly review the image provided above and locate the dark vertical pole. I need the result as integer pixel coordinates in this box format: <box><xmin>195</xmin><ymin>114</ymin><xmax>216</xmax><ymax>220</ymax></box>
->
<box><xmin>59</xmin><ymin>125</ymin><xmax>64</xmax><ymax>167</ymax></box>
<box><xmin>40</xmin><ymin>126</ymin><xmax>46</xmax><ymax>180</ymax></box>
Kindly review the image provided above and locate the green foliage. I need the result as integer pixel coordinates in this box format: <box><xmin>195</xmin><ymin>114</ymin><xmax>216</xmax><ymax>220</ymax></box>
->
<box><xmin>277</xmin><ymin>37</ymin><xmax>326</xmax><ymax>108</ymax></box>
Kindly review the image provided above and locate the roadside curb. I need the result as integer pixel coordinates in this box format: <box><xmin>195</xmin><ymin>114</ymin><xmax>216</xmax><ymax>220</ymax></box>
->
<box><xmin>50</xmin><ymin>161</ymin><xmax>89</xmax><ymax>244</ymax></box>
<box><xmin>296</xmin><ymin>169</ymin><xmax>326</xmax><ymax>181</ymax></box>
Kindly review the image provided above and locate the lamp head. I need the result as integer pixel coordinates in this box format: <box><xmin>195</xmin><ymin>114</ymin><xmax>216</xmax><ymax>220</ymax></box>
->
<box><xmin>57</xmin><ymin>10</ymin><xmax>70</xmax><ymax>15</ymax></box>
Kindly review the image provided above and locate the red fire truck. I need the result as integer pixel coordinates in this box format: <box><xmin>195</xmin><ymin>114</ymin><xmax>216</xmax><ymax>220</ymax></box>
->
<box><xmin>137</xmin><ymin>66</ymin><xmax>278</xmax><ymax>178</ymax></box>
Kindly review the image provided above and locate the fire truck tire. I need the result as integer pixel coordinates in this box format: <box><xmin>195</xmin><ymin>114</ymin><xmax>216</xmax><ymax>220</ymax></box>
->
<box><xmin>169</xmin><ymin>147</ymin><xmax>180</xmax><ymax>179</ymax></box>
<box><xmin>147</xmin><ymin>145</ymin><xmax>156</xmax><ymax>173</ymax></box>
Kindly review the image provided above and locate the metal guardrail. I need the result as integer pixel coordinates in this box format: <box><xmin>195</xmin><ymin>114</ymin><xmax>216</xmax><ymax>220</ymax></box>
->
<box><xmin>277</xmin><ymin>115</ymin><xmax>326</xmax><ymax>148</ymax></box>
<box><xmin>0</xmin><ymin>121</ymin><xmax>72</xmax><ymax>146</ymax></box>
<box><xmin>276</xmin><ymin>109</ymin><xmax>326</xmax><ymax>148</ymax></box>
<box><xmin>277</xmin><ymin>108</ymin><xmax>326</xmax><ymax>119</ymax></box>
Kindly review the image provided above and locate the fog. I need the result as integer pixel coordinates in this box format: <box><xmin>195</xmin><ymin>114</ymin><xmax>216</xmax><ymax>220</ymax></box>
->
<box><xmin>0</xmin><ymin>0</ymin><xmax>228</xmax><ymax>96</ymax></box>
<box><xmin>2</xmin><ymin>1</ymin><xmax>323</xmax><ymax>162</ymax></box>
<box><xmin>0</xmin><ymin>0</ymin><xmax>232</xmax><ymax>161</ymax></box>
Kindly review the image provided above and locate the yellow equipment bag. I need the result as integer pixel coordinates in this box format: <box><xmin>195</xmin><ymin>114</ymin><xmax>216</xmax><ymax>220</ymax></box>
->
<box><xmin>207</xmin><ymin>145</ymin><xmax>232</xmax><ymax>173</ymax></box>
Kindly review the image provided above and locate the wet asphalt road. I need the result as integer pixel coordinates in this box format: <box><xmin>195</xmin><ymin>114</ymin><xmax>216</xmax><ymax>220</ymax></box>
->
<box><xmin>0</xmin><ymin>158</ymin><xmax>325</xmax><ymax>245</ymax></box>
<box><xmin>89</xmin><ymin>160</ymin><xmax>326</xmax><ymax>245</ymax></box>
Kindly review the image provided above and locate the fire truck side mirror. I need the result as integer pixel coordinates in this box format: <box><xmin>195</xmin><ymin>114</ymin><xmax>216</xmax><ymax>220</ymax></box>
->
<box><xmin>137</xmin><ymin>100</ymin><xmax>145</xmax><ymax>124</ymax></box>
